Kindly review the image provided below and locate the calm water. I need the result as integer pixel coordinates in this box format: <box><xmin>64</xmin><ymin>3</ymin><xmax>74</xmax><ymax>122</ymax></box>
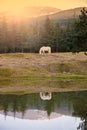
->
<box><xmin>0</xmin><ymin>91</ymin><xmax>87</xmax><ymax>130</ymax></box>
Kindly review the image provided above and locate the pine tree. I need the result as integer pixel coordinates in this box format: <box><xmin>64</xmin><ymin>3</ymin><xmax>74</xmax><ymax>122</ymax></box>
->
<box><xmin>74</xmin><ymin>8</ymin><xmax>87</xmax><ymax>52</ymax></box>
<box><xmin>40</xmin><ymin>16</ymin><xmax>55</xmax><ymax>50</ymax></box>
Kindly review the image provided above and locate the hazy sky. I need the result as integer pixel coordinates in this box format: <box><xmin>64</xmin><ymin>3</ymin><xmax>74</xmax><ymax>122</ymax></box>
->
<box><xmin>0</xmin><ymin>0</ymin><xmax>87</xmax><ymax>11</ymax></box>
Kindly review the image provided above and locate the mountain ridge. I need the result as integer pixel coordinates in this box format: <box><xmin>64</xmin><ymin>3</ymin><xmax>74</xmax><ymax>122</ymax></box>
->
<box><xmin>0</xmin><ymin>6</ymin><xmax>87</xmax><ymax>25</ymax></box>
<box><xmin>35</xmin><ymin>7</ymin><xmax>87</xmax><ymax>20</ymax></box>
<box><xmin>0</xmin><ymin>6</ymin><xmax>86</xmax><ymax>18</ymax></box>
<box><xmin>0</xmin><ymin>6</ymin><xmax>61</xmax><ymax>18</ymax></box>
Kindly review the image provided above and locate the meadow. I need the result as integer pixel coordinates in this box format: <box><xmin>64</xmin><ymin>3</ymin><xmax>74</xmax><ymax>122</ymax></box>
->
<box><xmin>0</xmin><ymin>52</ymin><xmax>87</xmax><ymax>93</ymax></box>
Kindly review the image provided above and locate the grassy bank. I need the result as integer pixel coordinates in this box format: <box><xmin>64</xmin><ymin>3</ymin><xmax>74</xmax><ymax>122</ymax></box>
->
<box><xmin>0</xmin><ymin>52</ymin><xmax>87</xmax><ymax>93</ymax></box>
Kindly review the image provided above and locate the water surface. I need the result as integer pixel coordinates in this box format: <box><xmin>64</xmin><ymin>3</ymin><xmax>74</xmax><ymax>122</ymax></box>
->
<box><xmin>0</xmin><ymin>91</ymin><xmax>87</xmax><ymax>130</ymax></box>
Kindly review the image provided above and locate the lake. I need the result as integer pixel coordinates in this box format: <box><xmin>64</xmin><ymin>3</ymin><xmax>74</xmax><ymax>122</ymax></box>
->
<box><xmin>0</xmin><ymin>91</ymin><xmax>87</xmax><ymax>130</ymax></box>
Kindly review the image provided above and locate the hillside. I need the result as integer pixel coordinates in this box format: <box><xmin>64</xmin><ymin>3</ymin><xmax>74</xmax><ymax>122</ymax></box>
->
<box><xmin>35</xmin><ymin>7</ymin><xmax>87</xmax><ymax>25</ymax></box>
<box><xmin>23</xmin><ymin>6</ymin><xmax>61</xmax><ymax>17</ymax></box>
<box><xmin>48</xmin><ymin>7</ymin><xmax>85</xmax><ymax>19</ymax></box>
<box><xmin>0</xmin><ymin>7</ymin><xmax>86</xmax><ymax>24</ymax></box>
<box><xmin>26</xmin><ymin>7</ymin><xmax>87</xmax><ymax>26</ymax></box>
<box><xmin>0</xmin><ymin>6</ymin><xmax>61</xmax><ymax>19</ymax></box>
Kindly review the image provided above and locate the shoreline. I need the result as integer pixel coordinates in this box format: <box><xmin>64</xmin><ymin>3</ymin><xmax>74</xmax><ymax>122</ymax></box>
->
<box><xmin>0</xmin><ymin>52</ymin><xmax>87</xmax><ymax>94</ymax></box>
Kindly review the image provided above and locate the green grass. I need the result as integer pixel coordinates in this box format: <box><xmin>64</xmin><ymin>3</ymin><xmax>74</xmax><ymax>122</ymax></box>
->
<box><xmin>0</xmin><ymin>68</ymin><xmax>14</xmax><ymax>77</ymax></box>
<box><xmin>0</xmin><ymin>73</ymin><xmax>87</xmax><ymax>87</ymax></box>
<box><xmin>0</xmin><ymin>65</ymin><xmax>87</xmax><ymax>87</ymax></box>
<box><xmin>0</xmin><ymin>79</ymin><xmax>87</xmax><ymax>94</ymax></box>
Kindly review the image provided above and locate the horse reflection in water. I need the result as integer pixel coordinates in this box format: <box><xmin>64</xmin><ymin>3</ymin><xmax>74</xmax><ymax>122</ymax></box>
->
<box><xmin>77</xmin><ymin>120</ymin><xmax>87</xmax><ymax>130</ymax></box>
<box><xmin>40</xmin><ymin>92</ymin><xmax>52</xmax><ymax>100</ymax></box>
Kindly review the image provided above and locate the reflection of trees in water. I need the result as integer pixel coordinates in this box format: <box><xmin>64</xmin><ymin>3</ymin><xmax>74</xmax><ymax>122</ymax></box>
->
<box><xmin>72</xmin><ymin>91</ymin><xmax>87</xmax><ymax>130</ymax></box>
<box><xmin>77</xmin><ymin>120</ymin><xmax>87</xmax><ymax>130</ymax></box>
<box><xmin>44</xmin><ymin>99</ymin><xmax>54</xmax><ymax>117</ymax></box>
<box><xmin>0</xmin><ymin>91</ymin><xmax>87</xmax><ymax>119</ymax></box>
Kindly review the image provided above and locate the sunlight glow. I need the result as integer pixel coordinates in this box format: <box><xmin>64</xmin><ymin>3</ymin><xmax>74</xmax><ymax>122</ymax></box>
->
<box><xmin>0</xmin><ymin>0</ymin><xmax>87</xmax><ymax>17</ymax></box>
<box><xmin>0</xmin><ymin>0</ymin><xmax>87</xmax><ymax>10</ymax></box>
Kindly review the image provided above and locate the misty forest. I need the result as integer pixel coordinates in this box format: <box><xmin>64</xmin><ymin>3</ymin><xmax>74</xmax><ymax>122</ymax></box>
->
<box><xmin>0</xmin><ymin>8</ymin><xmax>87</xmax><ymax>53</ymax></box>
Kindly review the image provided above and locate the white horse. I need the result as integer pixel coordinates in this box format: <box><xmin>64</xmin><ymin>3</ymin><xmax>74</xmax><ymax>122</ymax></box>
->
<box><xmin>39</xmin><ymin>46</ymin><xmax>51</xmax><ymax>54</ymax></box>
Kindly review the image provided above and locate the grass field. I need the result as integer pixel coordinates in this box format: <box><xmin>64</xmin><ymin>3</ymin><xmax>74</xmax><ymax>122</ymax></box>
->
<box><xmin>0</xmin><ymin>52</ymin><xmax>87</xmax><ymax>93</ymax></box>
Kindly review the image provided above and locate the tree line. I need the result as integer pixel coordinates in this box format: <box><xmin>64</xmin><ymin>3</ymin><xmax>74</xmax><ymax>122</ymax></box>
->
<box><xmin>0</xmin><ymin>8</ymin><xmax>87</xmax><ymax>53</ymax></box>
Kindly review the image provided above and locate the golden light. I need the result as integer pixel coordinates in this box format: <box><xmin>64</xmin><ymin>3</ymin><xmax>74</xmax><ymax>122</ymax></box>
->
<box><xmin>0</xmin><ymin>0</ymin><xmax>87</xmax><ymax>17</ymax></box>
